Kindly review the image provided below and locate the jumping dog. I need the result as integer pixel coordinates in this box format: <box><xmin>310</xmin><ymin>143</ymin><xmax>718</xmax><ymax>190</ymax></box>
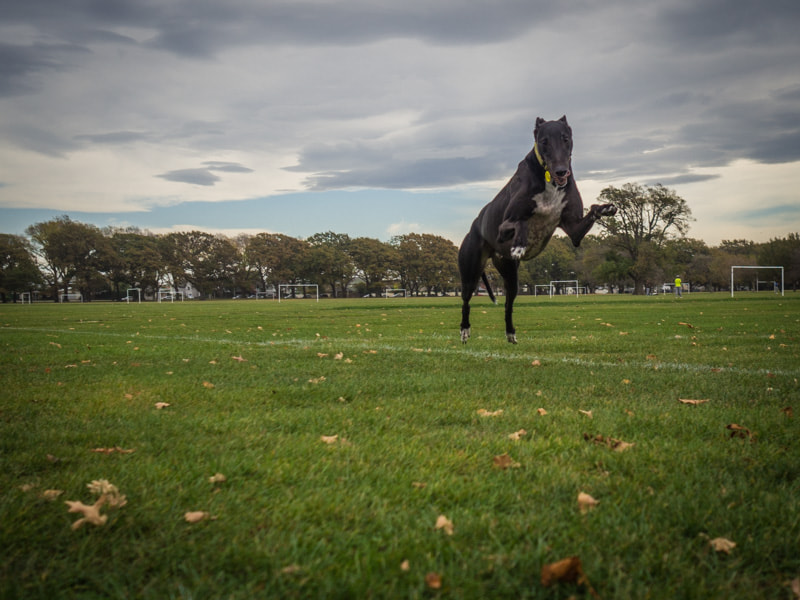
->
<box><xmin>458</xmin><ymin>116</ymin><xmax>617</xmax><ymax>343</ymax></box>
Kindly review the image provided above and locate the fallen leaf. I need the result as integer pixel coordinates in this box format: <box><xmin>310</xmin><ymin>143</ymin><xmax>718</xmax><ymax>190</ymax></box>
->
<box><xmin>678</xmin><ymin>399</ymin><xmax>709</xmax><ymax>405</ymax></box>
<box><xmin>208</xmin><ymin>473</ymin><xmax>227</xmax><ymax>484</ymax></box>
<box><xmin>678</xmin><ymin>321</ymin><xmax>695</xmax><ymax>329</ymax></box>
<box><xmin>65</xmin><ymin>499</ymin><xmax>108</xmax><ymax>529</ymax></box>
<box><xmin>493</xmin><ymin>453</ymin><xmax>521</xmax><ymax>469</ymax></box>
<box><xmin>435</xmin><ymin>514</ymin><xmax>454</xmax><ymax>535</ymax></box>
<box><xmin>577</xmin><ymin>492</ymin><xmax>599</xmax><ymax>513</ymax></box>
<box><xmin>41</xmin><ymin>489</ymin><xmax>64</xmax><ymax>501</ymax></box>
<box><xmin>231</xmin><ymin>355</ymin><xmax>247</xmax><ymax>362</ymax></box>
<box><xmin>531</xmin><ymin>359</ymin><xmax>541</xmax><ymax>367</ymax></box>
<box><xmin>508</xmin><ymin>429</ymin><xmax>527</xmax><ymax>441</ymax></box>
<box><xmin>400</xmin><ymin>559</ymin><xmax>410</xmax><ymax>571</ymax></box>
<box><xmin>425</xmin><ymin>572</ymin><xmax>442</xmax><ymax>590</ymax></box>
<box><xmin>537</xmin><ymin>408</ymin><xmax>548</xmax><ymax>416</ymax></box>
<box><xmin>280</xmin><ymin>564</ymin><xmax>303</xmax><ymax>575</ymax></box>
<box><xmin>790</xmin><ymin>577</ymin><xmax>800</xmax><ymax>599</ymax></box>
<box><xmin>709</xmin><ymin>537</ymin><xmax>736</xmax><ymax>554</ymax></box>
<box><xmin>316</xmin><ymin>353</ymin><xmax>329</xmax><ymax>358</ymax></box>
<box><xmin>334</xmin><ymin>352</ymin><xmax>344</xmax><ymax>360</ymax></box>
<box><xmin>726</xmin><ymin>423</ymin><xmax>754</xmax><ymax>440</ymax></box>
<box><xmin>540</xmin><ymin>556</ymin><xmax>599</xmax><ymax>597</ymax></box>
<box><xmin>579</xmin><ymin>410</ymin><xmax>593</xmax><ymax>419</ymax></box>
<box><xmin>584</xmin><ymin>433</ymin><xmax>635</xmax><ymax>452</ymax></box>
<box><xmin>412</xmin><ymin>481</ymin><xmax>427</xmax><ymax>489</ymax></box>
<box><xmin>154</xmin><ymin>402</ymin><xmax>171</xmax><ymax>409</ymax></box>
<box><xmin>202</xmin><ymin>381</ymin><xmax>215</xmax><ymax>389</ymax></box>
<box><xmin>184</xmin><ymin>511</ymin><xmax>210</xmax><ymax>523</ymax></box>
<box><xmin>782</xmin><ymin>406</ymin><xmax>793</xmax><ymax>418</ymax></box>
<box><xmin>477</xmin><ymin>408</ymin><xmax>503</xmax><ymax>417</ymax></box>
<box><xmin>19</xmin><ymin>483</ymin><xmax>36</xmax><ymax>492</ymax></box>
<box><xmin>320</xmin><ymin>434</ymin><xmax>339</xmax><ymax>444</ymax></box>
<box><xmin>308</xmin><ymin>376</ymin><xmax>326</xmax><ymax>384</ymax></box>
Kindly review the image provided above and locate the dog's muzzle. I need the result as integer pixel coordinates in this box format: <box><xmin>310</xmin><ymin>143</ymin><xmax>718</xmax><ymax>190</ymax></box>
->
<box><xmin>553</xmin><ymin>169</ymin><xmax>570</xmax><ymax>188</ymax></box>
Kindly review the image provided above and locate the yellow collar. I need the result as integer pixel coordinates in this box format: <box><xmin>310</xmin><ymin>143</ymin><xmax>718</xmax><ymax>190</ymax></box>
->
<box><xmin>533</xmin><ymin>143</ymin><xmax>552</xmax><ymax>184</ymax></box>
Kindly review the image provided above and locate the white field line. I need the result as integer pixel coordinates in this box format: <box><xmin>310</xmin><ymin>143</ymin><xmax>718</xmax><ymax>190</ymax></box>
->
<box><xmin>6</xmin><ymin>326</ymin><xmax>799</xmax><ymax>378</ymax></box>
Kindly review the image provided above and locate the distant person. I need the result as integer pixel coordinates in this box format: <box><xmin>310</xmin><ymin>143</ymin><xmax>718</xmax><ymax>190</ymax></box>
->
<box><xmin>674</xmin><ymin>276</ymin><xmax>682</xmax><ymax>298</ymax></box>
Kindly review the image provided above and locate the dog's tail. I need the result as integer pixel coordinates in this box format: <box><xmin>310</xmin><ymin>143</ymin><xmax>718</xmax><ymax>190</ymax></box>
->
<box><xmin>481</xmin><ymin>272</ymin><xmax>497</xmax><ymax>304</ymax></box>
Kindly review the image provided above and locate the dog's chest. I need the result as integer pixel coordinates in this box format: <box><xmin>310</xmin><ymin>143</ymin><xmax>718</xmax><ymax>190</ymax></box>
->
<box><xmin>522</xmin><ymin>186</ymin><xmax>567</xmax><ymax>259</ymax></box>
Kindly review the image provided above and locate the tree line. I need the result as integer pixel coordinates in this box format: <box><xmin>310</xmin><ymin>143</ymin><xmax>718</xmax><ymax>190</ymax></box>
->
<box><xmin>1</xmin><ymin>183</ymin><xmax>798</xmax><ymax>302</ymax></box>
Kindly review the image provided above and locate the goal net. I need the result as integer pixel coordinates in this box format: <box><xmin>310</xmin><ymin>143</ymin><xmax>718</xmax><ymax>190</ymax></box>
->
<box><xmin>278</xmin><ymin>284</ymin><xmax>319</xmax><ymax>302</ymax></box>
<box><xmin>384</xmin><ymin>288</ymin><xmax>407</xmax><ymax>298</ymax></box>
<box><xmin>730</xmin><ymin>266</ymin><xmax>784</xmax><ymax>297</ymax></box>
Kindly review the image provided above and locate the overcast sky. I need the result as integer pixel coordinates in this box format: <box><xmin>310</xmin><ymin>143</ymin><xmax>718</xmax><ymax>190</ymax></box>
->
<box><xmin>1</xmin><ymin>0</ymin><xmax>799</xmax><ymax>245</ymax></box>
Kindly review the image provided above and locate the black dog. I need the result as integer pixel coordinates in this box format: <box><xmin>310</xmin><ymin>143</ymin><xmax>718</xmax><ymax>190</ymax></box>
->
<box><xmin>458</xmin><ymin>116</ymin><xmax>617</xmax><ymax>343</ymax></box>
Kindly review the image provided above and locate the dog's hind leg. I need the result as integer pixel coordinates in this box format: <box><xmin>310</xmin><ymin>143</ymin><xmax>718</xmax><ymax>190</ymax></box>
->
<box><xmin>457</xmin><ymin>229</ymin><xmax>486</xmax><ymax>343</ymax></box>
<box><xmin>493</xmin><ymin>256</ymin><xmax>520</xmax><ymax>344</ymax></box>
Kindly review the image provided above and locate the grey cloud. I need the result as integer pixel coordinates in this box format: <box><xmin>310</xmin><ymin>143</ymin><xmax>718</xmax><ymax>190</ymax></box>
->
<box><xmin>157</xmin><ymin>162</ymin><xmax>253</xmax><ymax>186</ymax></box>
<box><xmin>75</xmin><ymin>131</ymin><xmax>152</xmax><ymax>145</ymax></box>
<box><xmin>157</xmin><ymin>169</ymin><xmax>221</xmax><ymax>186</ymax></box>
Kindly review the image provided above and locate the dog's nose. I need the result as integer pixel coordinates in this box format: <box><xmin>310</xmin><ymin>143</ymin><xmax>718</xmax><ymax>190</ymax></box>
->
<box><xmin>555</xmin><ymin>169</ymin><xmax>570</xmax><ymax>178</ymax></box>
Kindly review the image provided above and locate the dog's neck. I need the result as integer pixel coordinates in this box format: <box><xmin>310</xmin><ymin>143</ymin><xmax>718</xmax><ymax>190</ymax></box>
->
<box><xmin>533</xmin><ymin>143</ymin><xmax>554</xmax><ymax>185</ymax></box>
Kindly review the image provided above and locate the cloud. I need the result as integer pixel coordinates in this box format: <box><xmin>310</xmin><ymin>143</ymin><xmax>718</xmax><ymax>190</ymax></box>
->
<box><xmin>157</xmin><ymin>169</ymin><xmax>221</xmax><ymax>186</ymax></box>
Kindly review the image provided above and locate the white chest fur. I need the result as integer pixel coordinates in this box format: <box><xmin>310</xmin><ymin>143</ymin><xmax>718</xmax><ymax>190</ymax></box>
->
<box><xmin>511</xmin><ymin>185</ymin><xmax>567</xmax><ymax>260</ymax></box>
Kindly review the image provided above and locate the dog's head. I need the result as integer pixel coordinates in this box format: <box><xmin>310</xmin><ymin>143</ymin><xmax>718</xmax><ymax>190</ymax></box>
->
<box><xmin>534</xmin><ymin>115</ymin><xmax>573</xmax><ymax>188</ymax></box>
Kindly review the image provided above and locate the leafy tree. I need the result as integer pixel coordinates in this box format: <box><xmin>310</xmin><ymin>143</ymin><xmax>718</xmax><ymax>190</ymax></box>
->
<box><xmin>519</xmin><ymin>236</ymin><xmax>577</xmax><ymax>293</ymax></box>
<box><xmin>390</xmin><ymin>233</ymin><xmax>458</xmax><ymax>296</ymax></box>
<box><xmin>245</xmin><ymin>233</ymin><xmax>309</xmax><ymax>293</ymax></box>
<box><xmin>306</xmin><ymin>232</ymin><xmax>354</xmax><ymax>297</ymax></box>
<box><xmin>758</xmin><ymin>233</ymin><xmax>800</xmax><ymax>291</ymax></box>
<box><xmin>596</xmin><ymin>183</ymin><xmax>692</xmax><ymax>294</ymax></box>
<box><xmin>349</xmin><ymin>237</ymin><xmax>395</xmax><ymax>296</ymax></box>
<box><xmin>108</xmin><ymin>229</ymin><xmax>163</xmax><ymax>299</ymax></box>
<box><xmin>26</xmin><ymin>216</ymin><xmax>112</xmax><ymax>301</ymax></box>
<box><xmin>0</xmin><ymin>234</ymin><xmax>42</xmax><ymax>302</ymax></box>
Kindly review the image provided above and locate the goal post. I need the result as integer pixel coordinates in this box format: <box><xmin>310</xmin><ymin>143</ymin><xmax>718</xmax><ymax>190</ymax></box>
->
<box><xmin>278</xmin><ymin>284</ymin><xmax>319</xmax><ymax>302</ymax></box>
<box><xmin>534</xmin><ymin>284</ymin><xmax>553</xmax><ymax>297</ymax></box>
<box><xmin>549</xmin><ymin>280</ymin><xmax>579</xmax><ymax>297</ymax></box>
<box><xmin>126</xmin><ymin>288</ymin><xmax>141</xmax><ymax>303</ymax></box>
<box><xmin>384</xmin><ymin>288</ymin><xmax>407</xmax><ymax>298</ymax></box>
<box><xmin>731</xmin><ymin>266</ymin><xmax>784</xmax><ymax>297</ymax></box>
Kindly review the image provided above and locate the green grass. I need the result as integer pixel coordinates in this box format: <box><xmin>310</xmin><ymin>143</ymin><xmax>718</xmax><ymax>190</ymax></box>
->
<box><xmin>1</xmin><ymin>293</ymin><xmax>799</xmax><ymax>599</ymax></box>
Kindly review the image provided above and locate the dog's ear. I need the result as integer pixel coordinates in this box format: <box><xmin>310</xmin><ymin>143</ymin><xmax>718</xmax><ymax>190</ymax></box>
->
<box><xmin>534</xmin><ymin>117</ymin><xmax>545</xmax><ymax>138</ymax></box>
<box><xmin>559</xmin><ymin>115</ymin><xmax>568</xmax><ymax>125</ymax></box>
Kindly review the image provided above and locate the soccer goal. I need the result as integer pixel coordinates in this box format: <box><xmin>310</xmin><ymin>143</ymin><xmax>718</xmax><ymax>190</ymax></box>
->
<box><xmin>549</xmin><ymin>280</ymin><xmax>579</xmax><ymax>297</ymax></box>
<box><xmin>730</xmin><ymin>266</ymin><xmax>784</xmax><ymax>297</ymax></box>
<box><xmin>384</xmin><ymin>288</ymin><xmax>407</xmax><ymax>298</ymax></box>
<box><xmin>20</xmin><ymin>292</ymin><xmax>32</xmax><ymax>304</ymax></box>
<box><xmin>158</xmin><ymin>288</ymin><xmax>184</xmax><ymax>303</ymax></box>
<box><xmin>278</xmin><ymin>284</ymin><xmax>319</xmax><ymax>302</ymax></box>
<box><xmin>534</xmin><ymin>284</ymin><xmax>553</xmax><ymax>297</ymax></box>
<box><xmin>125</xmin><ymin>288</ymin><xmax>141</xmax><ymax>303</ymax></box>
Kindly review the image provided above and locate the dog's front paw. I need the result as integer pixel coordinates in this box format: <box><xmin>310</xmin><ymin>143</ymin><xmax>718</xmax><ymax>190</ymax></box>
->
<box><xmin>592</xmin><ymin>203</ymin><xmax>617</xmax><ymax>218</ymax></box>
<box><xmin>460</xmin><ymin>327</ymin><xmax>471</xmax><ymax>344</ymax></box>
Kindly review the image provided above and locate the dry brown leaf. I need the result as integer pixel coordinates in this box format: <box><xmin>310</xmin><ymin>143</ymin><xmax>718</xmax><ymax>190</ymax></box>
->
<box><xmin>231</xmin><ymin>355</ymin><xmax>247</xmax><ymax>362</ymax></box>
<box><xmin>320</xmin><ymin>434</ymin><xmax>339</xmax><ymax>444</ymax></box>
<box><xmin>782</xmin><ymin>406</ymin><xmax>793</xmax><ymax>418</ymax></box>
<box><xmin>425</xmin><ymin>572</ymin><xmax>442</xmax><ymax>590</ymax></box>
<box><xmin>493</xmin><ymin>453</ymin><xmax>521</xmax><ymax>470</ymax></box>
<box><xmin>477</xmin><ymin>408</ymin><xmax>503</xmax><ymax>417</ymax></box>
<box><xmin>579</xmin><ymin>409</ymin><xmax>593</xmax><ymax>419</ymax></box>
<box><xmin>577</xmin><ymin>492</ymin><xmax>599</xmax><ymax>513</ymax></box>
<box><xmin>537</xmin><ymin>408</ymin><xmax>548</xmax><ymax>416</ymax></box>
<box><xmin>541</xmin><ymin>556</ymin><xmax>599</xmax><ymax>597</ymax></box>
<box><xmin>208</xmin><ymin>473</ymin><xmax>227</xmax><ymax>484</ymax></box>
<box><xmin>308</xmin><ymin>376</ymin><xmax>326</xmax><ymax>384</ymax></box>
<box><xmin>435</xmin><ymin>514</ymin><xmax>454</xmax><ymax>535</ymax></box>
<box><xmin>334</xmin><ymin>352</ymin><xmax>344</xmax><ymax>360</ymax></box>
<box><xmin>584</xmin><ymin>433</ymin><xmax>634</xmax><ymax>452</ymax></box>
<box><xmin>184</xmin><ymin>511</ymin><xmax>210</xmax><ymax>523</ymax></box>
<box><xmin>316</xmin><ymin>353</ymin><xmax>329</xmax><ymax>358</ymax></box>
<box><xmin>709</xmin><ymin>537</ymin><xmax>736</xmax><ymax>554</ymax></box>
<box><xmin>400</xmin><ymin>559</ymin><xmax>410</xmax><ymax>572</ymax></box>
<box><xmin>41</xmin><ymin>489</ymin><xmax>64</xmax><ymax>501</ymax></box>
<box><xmin>508</xmin><ymin>429</ymin><xmax>527</xmax><ymax>441</ymax></box>
<box><xmin>202</xmin><ymin>381</ymin><xmax>215</xmax><ymax>389</ymax></box>
<box><xmin>678</xmin><ymin>321</ymin><xmax>695</xmax><ymax>329</ymax></box>
<box><xmin>678</xmin><ymin>399</ymin><xmax>709</xmax><ymax>405</ymax></box>
<box><xmin>154</xmin><ymin>402</ymin><xmax>171</xmax><ymax>409</ymax></box>
<box><xmin>726</xmin><ymin>423</ymin><xmax>754</xmax><ymax>440</ymax></box>
<box><xmin>65</xmin><ymin>499</ymin><xmax>108</xmax><ymax>529</ymax></box>
<box><xmin>531</xmin><ymin>359</ymin><xmax>541</xmax><ymax>367</ymax></box>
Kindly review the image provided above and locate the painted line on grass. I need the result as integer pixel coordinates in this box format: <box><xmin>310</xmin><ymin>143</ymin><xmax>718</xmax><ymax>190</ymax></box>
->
<box><xmin>6</xmin><ymin>325</ymin><xmax>799</xmax><ymax>379</ymax></box>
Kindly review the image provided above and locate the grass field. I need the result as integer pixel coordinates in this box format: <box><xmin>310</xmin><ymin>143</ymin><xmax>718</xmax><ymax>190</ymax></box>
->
<box><xmin>1</xmin><ymin>293</ymin><xmax>799</xmax><ymax>599</ymax></box>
